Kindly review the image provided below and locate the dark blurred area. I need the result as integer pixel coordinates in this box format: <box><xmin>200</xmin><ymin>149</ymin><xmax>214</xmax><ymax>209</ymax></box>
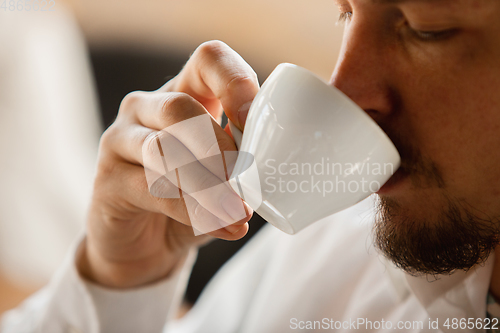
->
<box><xmin>90</xmin><ymin>49</ymin><xmax>266</xmax><ymax>303</ymax></box>
<box><xmin>91</xmin><ymin>49</ymin><xmax>187</xmax><ymax>129</ymax></box>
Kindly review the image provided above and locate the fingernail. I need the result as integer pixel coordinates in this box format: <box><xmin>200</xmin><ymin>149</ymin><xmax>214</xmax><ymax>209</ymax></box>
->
<box><xmin>238</xmin><ymin>101</ymin><xmax>252</xmax><ymax>128</ymax></box>
<box><xmin>221</xmin><ymin>194</ymin><xmax>247</xmax><ymax>223</ymax></box>
<box><xmin>225</xmin><ymin>223</ymin><xmax>245</xmax><ymax>234</ymax></box>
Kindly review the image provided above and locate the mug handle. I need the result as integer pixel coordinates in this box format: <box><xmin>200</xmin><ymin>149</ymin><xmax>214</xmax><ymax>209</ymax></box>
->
<box><xmin>228</xmin><ymin>120</ymin><xmax>243</xmax><ymax>150</ymax></box>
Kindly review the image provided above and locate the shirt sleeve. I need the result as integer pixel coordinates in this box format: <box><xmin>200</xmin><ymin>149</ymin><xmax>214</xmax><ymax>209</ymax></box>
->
<box><xmin>0</xmin><ymin>235</ymin><xmax>197</xmax><ymax>333</ymax></box>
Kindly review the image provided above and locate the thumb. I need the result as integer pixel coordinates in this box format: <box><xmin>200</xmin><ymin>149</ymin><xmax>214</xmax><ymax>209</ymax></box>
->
<box><xmin>167</xmin><ymin>41</ymin><xmax>259</xmax><ymax>131</ymax></box>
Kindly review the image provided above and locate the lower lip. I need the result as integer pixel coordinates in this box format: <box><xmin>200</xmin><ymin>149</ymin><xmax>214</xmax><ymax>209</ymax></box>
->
<box><xmin>376</xmin><ymin>168</ymin><xmax>408</xmax><ymax>195</ymax></box>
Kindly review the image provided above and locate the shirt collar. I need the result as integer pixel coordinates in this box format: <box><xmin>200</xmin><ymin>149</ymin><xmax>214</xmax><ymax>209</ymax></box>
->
<box><xmin>383</xmin><ymin>253</ymin><xmax>495</xmax><ymax>320</ymax></box>
<box><xmin>406</xmin><ymin>254</ymin><xmax>494</xmax><ymax>320</ymax></box>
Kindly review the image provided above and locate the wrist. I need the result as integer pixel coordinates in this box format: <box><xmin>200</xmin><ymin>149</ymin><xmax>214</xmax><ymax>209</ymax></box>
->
<box><xmin>76</xmin><ymin>237</ymin><xmax>187</xmax><ymax>289</ymax></box>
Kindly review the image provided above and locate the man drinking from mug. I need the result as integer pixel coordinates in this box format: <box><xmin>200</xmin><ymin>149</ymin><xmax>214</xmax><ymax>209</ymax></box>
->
<box><xmin>2</xmin><ymin>0</ymin><xmax>500</xmax><ymax>332</ymax></box>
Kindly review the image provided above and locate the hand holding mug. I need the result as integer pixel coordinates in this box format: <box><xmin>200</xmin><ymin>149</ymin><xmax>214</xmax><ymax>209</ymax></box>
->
<box><xmin>77</xmin><ymin>41</ymin><xmax>257</xmax><ymax>288</ymax></box>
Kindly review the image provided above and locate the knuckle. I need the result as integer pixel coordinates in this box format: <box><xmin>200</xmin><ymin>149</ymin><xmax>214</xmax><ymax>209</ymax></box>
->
<box><xmin>143</xmin><ymin>130</ymin><xmax>161</xmax><ymax>146</ymax></box>
<box><xmin>158</xmin><ymin>93</ymin><xmax>196</xmax><ymax>126</ymax></box>
<box><xmin>225</xmin><ymin>74</ymin><xmax>257</xmax><ymax>94</ymax></box>
<box><xmin>195</xmin><ymin>40</ymin><xmax>229</xmax><ymax>60</ymax></box>
<box><xmin>119</xmin><ymin>91</ymin><xmax>146</xmax><ymax>115</ymax></box>
<box><xmin>161</xmin><ymin>92</ymin><xmax>194</xmax><ymax>113</ymax></box>
<box><xmin>99</xmin><ymin>124</ymin><xmax>118</xmax><ymax>150</ymax></box>
<box><xmin>142</xmin><ymin>131</ymin><xmax>161</xmax><ymax>157</ymax></box>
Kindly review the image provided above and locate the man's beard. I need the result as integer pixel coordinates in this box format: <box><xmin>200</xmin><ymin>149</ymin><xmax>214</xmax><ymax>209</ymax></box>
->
<box><xmin>372</xmin><ymin>124</ymin><xmax>500</xmax><ymax>276</ymax></box>
<box><xmin>374</xmin><ymin>194</ymin><xmax>500</xmax><ymax>276</ymax></box>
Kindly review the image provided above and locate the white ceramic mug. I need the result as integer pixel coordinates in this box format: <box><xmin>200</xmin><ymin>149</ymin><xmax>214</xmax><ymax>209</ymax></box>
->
<box><xmin>228</xmin><ymin>63</ymin><xmax>400</xmax><ymax>234</ymax></box>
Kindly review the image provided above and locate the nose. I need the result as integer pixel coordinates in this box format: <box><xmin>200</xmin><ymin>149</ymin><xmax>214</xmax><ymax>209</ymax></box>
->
<box><xmin>329</xmin><ymin>18</ymin><xmax>394</xmax><ymax>123</ymax></box>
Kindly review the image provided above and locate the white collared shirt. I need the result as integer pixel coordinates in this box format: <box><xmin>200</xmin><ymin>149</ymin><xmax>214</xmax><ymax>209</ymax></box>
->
<box><xmin>0</xmin><ymin>198</ymin><xmax>494</xmax><ymax>333</ymax></box>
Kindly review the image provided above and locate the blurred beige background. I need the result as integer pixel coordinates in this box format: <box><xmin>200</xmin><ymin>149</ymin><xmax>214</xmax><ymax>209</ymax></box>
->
<box><xmin>0</xmin><ymin>0</ymin><xmax>345</xmax><ymax>314</ymax></box>
<box><xmin>67</xmin><ymin>0</ymin><xmax>344</xmax><ymax>79</ymax></box>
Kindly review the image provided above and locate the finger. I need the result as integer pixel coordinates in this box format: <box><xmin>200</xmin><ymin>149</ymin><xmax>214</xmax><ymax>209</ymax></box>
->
<box><xmin>144</xmin><ymin>147</ymin><xmax>251</xmax><ymax>227</ymax></box>
<box><xmin>120</xmin><ymin>91</ymin><xmax>238</xmax><ymax>172</ymax></box>
<box><xmin>108</xmin><ymin>91</ymin><xmax>254</xmax><ymax>223</ymax></box>
<box><xmin>165</xmin><ymin>40</ymin><xmax>259</xmax><ymax>130</ymax></box>
<box><xmin>151</xmin><ymin>177</ymin><xmax>250</xmax><ymax>239</ymax></box>
<box><xmin>103</xmin><ymin>119</ymin><xmax>252</xmax><ymax>224</ymax></box>
<box><xmin>110</xmin><ymin>92</ymin><xmax>244</xmax><ymax>185</ymax></box>
<box><xmin>146</xmin><ymin>163</ymin><xmax>252</xmax><ymax>234</ymax></box>
<box><xmin>99</xmin><ymin>160</ymin><xmax>251</xmax><ymax>240</ymax></box>
<box><xmin>146</xmin><ymin>128</ymin><xmax>253</xmax><ymax>225</ymax></box>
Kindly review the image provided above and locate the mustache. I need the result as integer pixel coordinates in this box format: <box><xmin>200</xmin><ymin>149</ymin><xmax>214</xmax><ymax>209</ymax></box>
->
<box><xmin>383</xmin><ymin>125</ymin><xmax>445</xmax><ymax>189</ymax></box>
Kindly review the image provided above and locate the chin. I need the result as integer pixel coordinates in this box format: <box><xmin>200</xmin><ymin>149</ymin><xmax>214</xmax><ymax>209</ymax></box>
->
<box><xmin>373</xmin><ymin>192</ymin><xmax>500</xmax><ymax>275</ymax></box>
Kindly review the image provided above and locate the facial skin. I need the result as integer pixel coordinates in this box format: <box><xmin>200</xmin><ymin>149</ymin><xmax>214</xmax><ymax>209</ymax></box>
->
<box><xmin>330</xmin><ymin>0</ymin><xmax>500</xmax><ymax>275</ymax></box>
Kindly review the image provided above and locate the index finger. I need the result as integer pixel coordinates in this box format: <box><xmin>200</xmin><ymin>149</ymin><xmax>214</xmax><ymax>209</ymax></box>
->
<box><xmin>162</xmin><ymin>40</ymin><xmax>259</xmax><ymax>131</ymax></box>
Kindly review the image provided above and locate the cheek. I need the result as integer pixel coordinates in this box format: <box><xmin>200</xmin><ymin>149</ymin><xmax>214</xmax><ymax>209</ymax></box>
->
<box><xmin>398</xmin><ymin>50</ymin><xmax>500</xmax><ymax>206</ymax></box>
